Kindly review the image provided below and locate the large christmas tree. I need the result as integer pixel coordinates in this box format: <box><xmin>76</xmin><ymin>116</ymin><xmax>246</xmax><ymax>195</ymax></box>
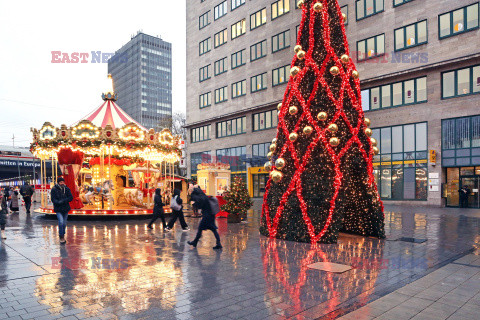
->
<box><xmin>260</xmin><ymin>0</ymin><xmax>385</xmax><ymax>244</ymax></box>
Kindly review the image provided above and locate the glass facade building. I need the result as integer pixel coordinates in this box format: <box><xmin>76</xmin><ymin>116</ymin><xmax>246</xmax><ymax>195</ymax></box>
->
<box><xmin>108</xmin><ymin>32</ymin><xmax>172</xmax><ymax>130</ymax></box>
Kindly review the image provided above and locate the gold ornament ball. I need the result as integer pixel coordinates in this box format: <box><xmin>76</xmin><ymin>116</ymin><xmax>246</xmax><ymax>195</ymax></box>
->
<box><xmin>365</xmin><ymin>128</ymin><xmax>372</xmax><ymax>136</ymax></box>
<box><xmin>289</xmin><ymin>132</ymin><xmax>298</xmax><ymax>141</ymax></box>
<box><xmin>364</xmin><ymin>118</ymin><xmax>371</xmax><ymax>127</ymax></box>
<box><xmin>267</xmin><ymin>151</ymin><xmax>273</xmax><ymax>159</ymax></box>
<box><xmin>269</xmin><ymin>144</ymin><xmax>277</xmax><ymax>152</ymax></box>
<box><xmin>352</xmin><ymin>70</ymin><xmax>359</xmax><ymax>79</ymax></box>
<box><xmin>370</xmin><ymin>138</ymin><xmax>377</xmax><ymax>146</ymax></box>
<box><xmin>342</xmin><ymin>13</ymin><xmax>347</xmax><ymax>22</ymax></box>
<box><xmin>275</xmin><ymin>158</ymin><xmax>285</xmax><ymax>169</ymax></box>
<box><xmin>317</xmin><ymin>112</ymin><xmax>328</xmax><ymax>121</ymax></box>
<box><xmin>289</xmin><ymin>106</ymin><xmax>298</xmax><ymax>115</ymax></box>
<box><xmin>270</xmin><ymin>170</ymin><xmax>283</xmax><ymax>183</ymax></box>
<box><xmin>373</xmin><ymin>146</ymin><xmax>379</xmax><ymax>155</ymax></box>
<box><xmin>330</xmin><ymin>66</ymin><xmax>340</xmax><ymax>76</ymax></box>
<box><xmin>303</xmin><ymin>126</ymin><xmax>313</xmax><ymax>135</ymax></box>
<box><xmin>340</xmin><ymin>54</ymin><xmax>349</xmax><ymax>64</ymax></box>
<box><xmin>296</xmin><ymin>0</ymin><xmax>304</xmax><ymax>8</ymax></box>
<box><xmin>328</xmin><ymin>123</ymin><xmax>338</xmax><ymax>132</ymax></box>
<box><xmin>272</xmin><ymin>138</ymin><xmax>278</xmax><ymax>144</ymax></box>
<box><xmin>296</xmin><ymin>50</ymin><xmax>306</xmax><ymax>60</ymax></box>
<box><xmin>313</xmin><ymin>2</ymin><xmax>323</xmax><ymax>12</ymax></box>
<box><xmin>277</xmin><ymin>103</ymin><xmax>282</xmax><ymax>110</ymax></box>
<box><xmin>329</xmin><ymin>137</ymin><xmax>340</xmax><ymax>147</ymax></box>
<box><xmin>290</xmin><ymin>66</ymin><xmax>300</xmax><ymax>77</ymax></box>
<box><xmin>294</xmin><ymin>45</ymin><xmax>302</xmax><ymax>53</ymax></box>
<box><xmin>264</xmin><ymin>161</ymin><xmax>272</xmax><ymax>171</ymax></box>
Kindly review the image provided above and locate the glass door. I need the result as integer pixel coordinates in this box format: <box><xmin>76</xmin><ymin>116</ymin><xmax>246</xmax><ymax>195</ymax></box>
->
<box><xmin>460</xmin><ymin>177</ymin><xmax>480</xmax><ymax>208</ymax></box>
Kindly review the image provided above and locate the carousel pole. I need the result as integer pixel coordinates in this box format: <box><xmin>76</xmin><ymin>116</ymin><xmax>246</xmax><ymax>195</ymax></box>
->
<box><xmin>40</xmin><ymin>158</ymin><xmax>44</xmax><ymax>208</ymax></box>
<box><xmin>147</xmin><ymin>160</ymin><xmax>150</xmax><ymax>207</ymax></box>
<box><xmin>101</xmin><ymin>148</ymin><xmax>104</xmax><ymax>209</ymax></box>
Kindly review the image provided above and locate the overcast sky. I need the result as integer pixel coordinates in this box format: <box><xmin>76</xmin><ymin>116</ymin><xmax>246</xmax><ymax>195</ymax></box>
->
<box><xmin>0</xmin><ymin>0</ymin><xmax>186</xmax><ymax>147</ymax></box>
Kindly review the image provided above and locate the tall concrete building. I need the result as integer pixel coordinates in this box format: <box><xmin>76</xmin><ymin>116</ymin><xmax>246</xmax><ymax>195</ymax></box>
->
<box><xmin>185</xmin><ymin>0</ymin><xmax>480</xmax><ymax>207</ymax></box>
<box><xmin>108</xmin><ymin>32</ymin><xmax>172</xmax><ymax>130</ymax></box>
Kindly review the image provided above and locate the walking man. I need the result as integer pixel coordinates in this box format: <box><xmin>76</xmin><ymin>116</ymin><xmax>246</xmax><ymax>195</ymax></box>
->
<box><xmin>148</xmin><ymin>188</ymin><xmax>168</xmax><ymax>231</ymax></box>
<box><xmin>1</xmin><ymin>190</ymin><xmax>8</xmax><ymax>240</ymax></box>
<box><xmin>459</xmin><ymin>186</ymin><xmax>470</xmax><ymax>208</ymax></box>
<box><xmin>51</xmin><ymin>177</ymin><xmax>73</xmax><ymax>244</ymax></box>
<box><xmin>20</xmin><ymin>182</ymin><xmax>34</xmax><ymax>213</ymax></box>
<box><xmin>188</xmin><ymin>186</ymin><xmax>222</xmax><ymax>250</ymax></box>
<box><xmin>166</xmin><ymin>189</ymin><xmax>189</xmax><ymax>231</ymax></box>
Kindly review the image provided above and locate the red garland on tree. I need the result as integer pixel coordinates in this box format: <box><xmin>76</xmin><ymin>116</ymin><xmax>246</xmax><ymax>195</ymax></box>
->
<box><xmin>260</xmin><ymin>0</ymin><xmax>385</xmax><ymax>244</ymax></box>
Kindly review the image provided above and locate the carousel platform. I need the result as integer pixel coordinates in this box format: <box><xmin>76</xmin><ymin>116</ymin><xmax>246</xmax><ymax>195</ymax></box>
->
<box><xmin>35</xmin><ymin>205</ymin><xmax>172</xmax><ymax>217</ymax></box>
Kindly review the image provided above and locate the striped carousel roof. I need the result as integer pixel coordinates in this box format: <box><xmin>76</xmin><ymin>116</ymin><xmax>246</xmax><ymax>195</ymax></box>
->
<box><xmin>80</xmin><ymin>100</ymin><xmax>147</xmax><ymax>130</ymax></box>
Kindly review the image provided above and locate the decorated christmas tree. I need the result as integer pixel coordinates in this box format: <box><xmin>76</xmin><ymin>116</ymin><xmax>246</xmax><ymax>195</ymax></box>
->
<box><xmin>260</xmin><ymin>0</ymin><xmax>385</xmax><ymax>244</ymax></box>
<box><xmin>222</xmin><ymin>176</ymin><xmax>253</xmax><ymax>217</ymax></box>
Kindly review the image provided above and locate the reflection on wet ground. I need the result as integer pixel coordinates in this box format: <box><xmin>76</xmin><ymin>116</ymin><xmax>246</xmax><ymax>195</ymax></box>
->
<box><xmin>0</xmin><ymin>205</ymin><xmax>479</xmax><ymax>319</ymax></box>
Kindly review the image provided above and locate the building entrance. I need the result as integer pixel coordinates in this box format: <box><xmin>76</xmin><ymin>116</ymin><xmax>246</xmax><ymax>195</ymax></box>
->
<box><xmin>445</xmin><ymin>167</ymin><xmax>480</xmax><ymax>208</ymax></box>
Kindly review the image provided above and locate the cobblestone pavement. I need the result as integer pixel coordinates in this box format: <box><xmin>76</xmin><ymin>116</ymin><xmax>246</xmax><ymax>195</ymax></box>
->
<box><xmin>0</xmin><ymin>204</ymin><xmax>479</xmax><ymax>320</ymax></box>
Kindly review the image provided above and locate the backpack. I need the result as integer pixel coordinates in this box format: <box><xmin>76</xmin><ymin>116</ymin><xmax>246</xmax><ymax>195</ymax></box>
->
<box><xmin>208</xmin><ymin>196</ymin><xmax>220</xmax><ymax>216</ymax></box>
<box><xmin>170</xmin><ymin>195</ymin><xmax>182</xmax><ymax>211</ymax></box>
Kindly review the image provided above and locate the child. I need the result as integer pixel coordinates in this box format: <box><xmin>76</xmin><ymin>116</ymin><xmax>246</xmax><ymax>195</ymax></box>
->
<box><xmin>10</xmin><ymin>191</ymin><xmax>20</xmax><ymax>213</ymax></box>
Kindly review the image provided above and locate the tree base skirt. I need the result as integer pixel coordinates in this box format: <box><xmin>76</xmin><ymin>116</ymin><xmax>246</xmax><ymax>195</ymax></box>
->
<box><xmin>227</xmin><ymin>213</ymin><xmax>242</xmax><ymax>223</ymax></box>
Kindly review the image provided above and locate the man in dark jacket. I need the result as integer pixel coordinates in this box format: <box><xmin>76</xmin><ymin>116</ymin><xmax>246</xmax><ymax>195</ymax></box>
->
<box><xmin>188</xmin><ymin>186</ymin><xmax>222</xmax><ymax>250</ymax></box>
<box><xmin>51</xmin><ymin>177</ymin><xmax>73</xmax><ymax>244</ymax></box>
<box><xmin>459</xmin><ymin>186</ymin><xmax>470</xmax><ymax>208</ymax></box>
<box><xmin>20</xmin><ymin>182</ymin><xmax>34</xmax><ymax>213</ymax></box>
<box><xmin>148</xmin><ymin>188</ymin><xmax>168</xmax><ymax>231</ymax></box>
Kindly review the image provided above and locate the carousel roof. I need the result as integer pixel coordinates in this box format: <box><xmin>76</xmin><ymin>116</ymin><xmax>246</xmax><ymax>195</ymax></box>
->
<box><xmin>80</xmin><ymin>100</ymin><xmax>147</xmax><ymax>131</ymax></box>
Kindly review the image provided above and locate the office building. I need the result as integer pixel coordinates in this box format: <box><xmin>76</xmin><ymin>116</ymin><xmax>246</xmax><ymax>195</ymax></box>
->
<box><xmin>185</xmin><ymin>0</ymin><xmax>480</xmax><ymax>207</ymax></box>
<box><xmin>109</xmin><ymin>32</ymin><xmax>172</xmax><ymax>130</ymax></box>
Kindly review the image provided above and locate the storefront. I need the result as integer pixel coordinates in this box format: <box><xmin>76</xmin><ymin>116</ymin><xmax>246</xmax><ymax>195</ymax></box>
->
<box><xmin>442</xmin><ymin>115</ymin><xmax>480</xmax><ymax>208</ymax></box>
<box><xmin>248</xmin><ymin>166</ymin><xmax>269</xmax><ymax>198</ymax></box>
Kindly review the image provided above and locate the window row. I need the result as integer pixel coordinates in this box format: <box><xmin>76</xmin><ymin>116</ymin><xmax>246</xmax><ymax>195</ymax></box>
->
<box><xmin>442</xmin><ymin>115</ymin><xmax>480</xmax><ymax>167</ymax></box>
<box><xmin>362</xmin><ymin>77</ymin><xmax>427</xmax><ymax>111</ymax></box>
<box><xmin>191</xmin><ymin>124</ymin><xmax>211</xmax><ymax>143</ymax></box>
<box><xmin>217</xmin><ymin>117</ymin><xmax>247</xmax><ymax>138</ymax></box>
<box><xmin>442</xmin><ymin>64</ymin><xmax>480</xmax><ymax>99</ymax></box>
<box><xmin>253</xmin><ymin>109</ymin><xmax>278</xmax><ymax>131</ymax></box>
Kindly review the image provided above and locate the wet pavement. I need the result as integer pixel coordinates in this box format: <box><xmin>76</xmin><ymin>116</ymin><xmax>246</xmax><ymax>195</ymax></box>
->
<box><xmin>0</xmin><ymin>204</ymin><xmax>479</xmax><ymax>320</ymax></box>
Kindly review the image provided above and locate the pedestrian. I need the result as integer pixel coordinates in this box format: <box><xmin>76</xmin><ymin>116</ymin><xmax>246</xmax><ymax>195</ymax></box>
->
<box><xmin>9</xmin><ymin>191</ymin><xmax>19</xmax><ymax>213</ymax></box>
<box><xmin>148</xmin><ymin>188</ymin><xmax>168</xmax><ymax>231</ymax></box>
<box><xmin>459</xmin><ymin>186</ymin><xmax>470</xmax><ymax>208</ymax></box>
<box><xmin>20</xmin><ymin>182</ymin><xmax>35</xmax><ymax>214</ymax></box>
<box><xmin>166</xmin><ymin>189</ymin><xmax>189</xmax><ymax>231</ymax></box>
<box><xmin>51</xmin><ymin>177</ymin><xmax>73</xmax><ymax>244</ymax></box>
<box><xmin>188</xmin><ymin>186</ymin><xmax>222</xmax><ymax>250</ymax></box>
<box><xmin>1</xmin><ymin>190</ymin><xmax>7</xmax><ymax>239</ymax></box>
<box><xmin>4</xmin><ymin>186</ymin><xmax>11</xmax><ymax>213</ymax></box>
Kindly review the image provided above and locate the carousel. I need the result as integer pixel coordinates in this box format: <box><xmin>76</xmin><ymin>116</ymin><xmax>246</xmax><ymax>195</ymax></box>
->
<box><xmin>30</xmin><ymin>75</ymin><xmax>182</xmax><ymax>216</ymax></box>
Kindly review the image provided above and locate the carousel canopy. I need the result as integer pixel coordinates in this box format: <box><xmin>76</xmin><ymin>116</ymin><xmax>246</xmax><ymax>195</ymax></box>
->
<box><xmin>79</xmin><ymin>100</ymin><xmax>147</xmax><ymax>131</ymax></box>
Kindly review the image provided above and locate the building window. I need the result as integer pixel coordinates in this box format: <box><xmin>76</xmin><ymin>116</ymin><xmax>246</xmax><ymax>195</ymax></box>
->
<box><xmin>232</xmin><ymin>79</ymin><xmax>247</xmax><ymax>98</ymax></box>
<box><xmin>214</xmin><ymin>86</ymin><xmax>228</xmax><ymax>104</ymax></box>
<box><xmin>214</xmin><ymin>29</ymin><xmax>228</xmax><ymax>48</ymax></box>
<box><xmin>251</xmin><ymin>8</ymin><xmax>267</xmax><ymax>30</ymax></box>
<box><xmin>372</xmin><ymin>122</ymin><xmax>428</xmax><ymax>200</ymax></box>
<box><xmin>214</xmin><ymin>1</ymin><xmax>228</xmax><ymax>20</ymax></box>
<box><xmin>441</xmin><ymin>64</ymin><xmax>480</xmax><ymax>99</ymax></box>
<box><xmin>362</xmin><ymin>76</ymin><xmax>427</xmax><ymax>111</ymax></box>
<box><xmin>216</xmin><ymin>117</ymin><xmax>247</xmax><ymax>138</ymax></box>
<box><xmin>231</xmin><ymin>19</ymin><xmax>246</xmax><ymax>39</ymax></box>
<box><xmin>191</xmin><ymin>125</ymin><xmax>211</xmax><ymax>143</ymax></box>
<box><xmin>341</xmin><ymin>5</ymin><xmax>348</xmax><ymax>25</ymax></box>
<box><xmin>272</xmin><ymin>65</ymin><xmax>290</xmax><ymax>86</ymax></box>
<box><xmin>231</xmin><ymin>0</ymin><xmax>245</xmax><ymax>11</ymax></box>
<box><xmin>357</xmin><ymin>34</ymin><xmax>385</xmax><ymax>61</ymax></box>
<box><xmin>191</xmin><ymin>151</ymin><xmax>212</xmax><ymax>175</ymax></box>
<box><xmin>272</xmin><ymin>0</ymin><xmax>290</xmax><ymax>20</ymax></box>
<box><xmin>356</xmin><ymin>0</ymin><xmax>384</xmax><ymax>20</ymax></box>
<box><xmin>394</xmin><ymin>20</ymin><xmax>428</xmax><ymax>51</ymax></box>
<box><xmin>251</xmin><ymin>72</ymin><xmax>268</xmax><ymax>92</ymax></box>
<box><xmin>442</xmin><ymin>115</ymin><xmax>480</xmax><ymax>167</ymax></box>
<box><xmin>394</xmin><ymin>0</ymin><xmax>414</xmax><ymax>7</ymax></box>
<box><xmin>253</xmin><ymin>109</ymin><xmax>278</xmax><ymax>131</ymax></box>
<box><xmin>231</xmin><ymin>49</ymin><xmax>246</xmax><ymax>69</ymax></box>
<box><xmin>251</xmin><ymin>39</ymin><xmax>267</xmax><ymax>61</ymax></box>
<box><xmin>272</xmin><ymin>29</ymin><xmax>290</xmax><ymax>53</ymax></box>
<box><xmin>216</xmin><ymin>146</ymin><xmax>247</xmax><ymax>173</ymax></box>
<box><xmin>214</xmin><ymin>57</ymin><xmax>227</xmax><ymax>76</ymax></box>
<box><xmin>199</xmin><ymin>92</ymin><xmax>211</xmax><ymax>109</ymax></box>
<box><xmin>199</xmin><ymin>37</ymin><xmax>211</xmax><ymax>56</ymax></box>
<box><xmin>199</xmin><ymin>64</ymin><xmax>211</xmax><ymax>82</ymax></box>
<box><xmin>199</xmin><ymin>11</ymin><xmax>210</xmax><ymax>29</ymax></box>
<box><xmin>439</xmin><ymin>3</ymin><xmax>479</xmax><ymax>39</ymax></box>
<box><xmin>252</xmin><ymin>142</ymin><xmax>270</xmax><ymax>162</ymax></box>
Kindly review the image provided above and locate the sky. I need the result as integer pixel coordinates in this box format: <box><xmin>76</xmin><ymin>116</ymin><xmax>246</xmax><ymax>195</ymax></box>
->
<box><xmin>0</xmin><ymin>0</ymin><xmax>186</xmax><ymax>148</ymax></box>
